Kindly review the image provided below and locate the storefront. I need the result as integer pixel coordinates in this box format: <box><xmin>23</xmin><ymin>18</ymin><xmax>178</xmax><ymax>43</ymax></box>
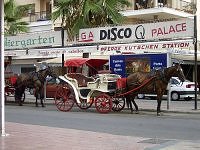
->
<box><xmin>4</xmin><ymin>20</ymin><xmax>199</xmax><ymax>82</ymax></box>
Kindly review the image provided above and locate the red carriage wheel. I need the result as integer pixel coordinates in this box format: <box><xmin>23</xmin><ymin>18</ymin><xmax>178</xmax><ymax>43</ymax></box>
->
<box><xmin>112</xmin><ymin>97</ymin><xmax>125</xmax><ymax>112</ymax></box>
<box><xmin>54</xmin><ymin>85</ymin><xmax>75</xmax><ymax>112</ymax></box>
<box><xmin>95</xmin><ymin>93</ymin><xmax>112</xmax><ymax>113</ymax></box>
<box><xmin>76</xmin><ymin>97</ymin><xmax>94</xmax><ymax>110</ymax></box>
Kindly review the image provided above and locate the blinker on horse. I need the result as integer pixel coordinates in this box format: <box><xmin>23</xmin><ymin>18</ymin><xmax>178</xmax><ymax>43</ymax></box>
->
<box><xmin>14</xmin><ymin>66</ymin><xmax>57</xmax><ymax>107</ymax></box>
<box><xmin>126</xmin><ymin>63</ymin><xmax>185</xmax><ymax>116</ymax></box>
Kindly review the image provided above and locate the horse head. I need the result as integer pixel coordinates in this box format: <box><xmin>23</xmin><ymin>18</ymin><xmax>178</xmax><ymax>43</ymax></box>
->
<box><xmin>172</xmin><ymin>63</ymin><xmax>185</xmax><ymax>82</ymax></box>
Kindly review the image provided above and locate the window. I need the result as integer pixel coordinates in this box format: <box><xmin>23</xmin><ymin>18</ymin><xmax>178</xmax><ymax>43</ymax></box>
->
<box><xmin>171</xmin><ymin>78</ymin><xmax>180</xmax><ymax>85</ymax></box>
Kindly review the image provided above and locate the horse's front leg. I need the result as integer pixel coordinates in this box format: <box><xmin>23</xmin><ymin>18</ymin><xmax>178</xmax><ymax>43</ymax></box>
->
<box><xmin>157</xmin><ymin>99</ymin><xmax>162</xmax><ymax>116</ymax></box>
<box><xmin>35</xmin><ymin>88</ymin><xmax>39</xmax><ymax>107</ymax></box>
<box><xmin>40</xmin><ymin>89</ymin><xmax>45</xmax><ymax>107</ymax></box>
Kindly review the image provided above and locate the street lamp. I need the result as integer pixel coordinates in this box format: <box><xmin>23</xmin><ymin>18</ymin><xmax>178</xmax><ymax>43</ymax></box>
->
<box><xmin>0</xmin><ymin>0</ymin><xmax>6</xmax><ymax>136</ymax></box>
<box><xmin>61</xmin><ymin>27</ymin><xmax>65</xmax><ymax>75</ymax></box>
<box><xmin>193</xmin><ymin>1</ymin><xmax>198</xmax><ymax>110</ymax></box>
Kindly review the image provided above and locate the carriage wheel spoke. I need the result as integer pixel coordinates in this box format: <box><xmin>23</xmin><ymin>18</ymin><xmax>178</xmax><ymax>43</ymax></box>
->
<box><xmin>112</xmin><ymin>97</ymin><xmax>125</xmax><ymax>112</ymax></box>
<box><xmin>95</xmin><ymin>93</ymin><xmax>112</xmax><ymax>113</ymax></box>
<box><xmin>54</xmin><ymin>86</ymin><xmax>75</xmax><ymax>112</ymax></box>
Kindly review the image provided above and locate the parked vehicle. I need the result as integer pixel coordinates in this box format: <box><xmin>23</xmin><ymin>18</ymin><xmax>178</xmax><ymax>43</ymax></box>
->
<box><xmin>137</xmin><ymin>77</ymin><xmax>199</xmax><ymax>101</ymax></box>
<box><xmin>29</xmin><ymin>78</ymin><xmax>60</xmax><ymax>98</ymax></box>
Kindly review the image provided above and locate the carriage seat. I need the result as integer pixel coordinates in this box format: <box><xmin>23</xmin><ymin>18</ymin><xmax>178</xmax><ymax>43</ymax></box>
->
<box><xmin>66</xmin><ymin>73</ymin><xmax>95</xmax><ymax>87</ymax></box>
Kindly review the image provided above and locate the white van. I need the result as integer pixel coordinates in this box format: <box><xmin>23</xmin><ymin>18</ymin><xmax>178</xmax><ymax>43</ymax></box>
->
<box><xmin>137</xmin><ymin>77</ymin><xmax>199</xmax><ymax>101</ymax></box>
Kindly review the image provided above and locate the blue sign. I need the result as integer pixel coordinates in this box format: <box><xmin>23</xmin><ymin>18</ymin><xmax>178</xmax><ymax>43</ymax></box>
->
<box><xmin>110</xmin><ymin>53</ymin><xmax>168</xmax><ymax>77</ymax></box>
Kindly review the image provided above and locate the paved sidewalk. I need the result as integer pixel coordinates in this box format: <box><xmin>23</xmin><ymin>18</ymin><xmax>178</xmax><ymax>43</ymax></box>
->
<box><xmin>2</xmin><ymin>96</ymin><xmax>200</xmax><ymax>150</ymax></box>
<box><xmin>1</xmin><ymin>122</ymin><xmax>200</xmax><ymax>150</ymax></box>
<box><xmin>1</xmin><ymin>122</ymin><xmax>157</xmax><ymax>150</ymax></box>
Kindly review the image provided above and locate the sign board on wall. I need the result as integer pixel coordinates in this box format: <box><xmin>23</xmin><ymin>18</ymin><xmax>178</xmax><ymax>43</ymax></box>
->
<box><xmin>4</xmin><ymin>40</ymin><xmax>194</xmax><ymax>57</ymax></box>
<box><xmin>5</xmin><ymin>31</ymin><xmax>66</xmax><ymax>50</ymax></box>
<box><xmin>34</xmin><ymin>46</ymin><xmax>97</xmax><ymax>57</ymax></box>
<box><xmin>99</xmin><ymin>40</ymin><xmax>194</xmax><ymax>53</ymax></box>
<box><xmin>6</xmin><ymin>46</ymin><xmax>98</xmax><ymax>57</ymax></box>
<box><xmin>110</xmin><ymin>53</ymin><xmax>168</xmax><ymax>77</ymax></box>
<box><xmin>79</xmin><ymin>20</ymin><xmax>194</xmax><ymax>44</ymax></box>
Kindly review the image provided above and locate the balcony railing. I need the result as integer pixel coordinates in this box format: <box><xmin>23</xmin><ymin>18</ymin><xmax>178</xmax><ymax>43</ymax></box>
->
<box><xmin>28</xmin><ymin>11</ymin><xmax>51</xmax><ymax>22</ymax></box>
<box><xmin>130</xmin><ymin>0</ymin><xmax>195</xmax><ymax>14</ymax></box>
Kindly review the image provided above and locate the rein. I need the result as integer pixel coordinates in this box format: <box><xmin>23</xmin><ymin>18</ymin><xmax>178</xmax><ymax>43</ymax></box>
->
<box><xmin>116</xmin><ymin>76</ymin><xmax>156</xmax><ymax>97</ymax></box>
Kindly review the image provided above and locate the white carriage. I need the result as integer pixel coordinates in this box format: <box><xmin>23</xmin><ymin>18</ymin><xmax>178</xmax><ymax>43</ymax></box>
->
<box><xmin>54</xmin><ymin>58</ymin><xmax>125</xmax><ymax>113</ymax></box>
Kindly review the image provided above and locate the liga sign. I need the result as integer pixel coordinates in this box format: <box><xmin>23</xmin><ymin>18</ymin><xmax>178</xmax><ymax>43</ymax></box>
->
<box><xmin>79</xmin><ymin>19</ymin><xmax>194</xmax><ymax>44</ymax></box>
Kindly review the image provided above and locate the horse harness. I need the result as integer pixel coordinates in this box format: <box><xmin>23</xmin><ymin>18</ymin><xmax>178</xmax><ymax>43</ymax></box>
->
<box><xmin>128</xmin><ymin>68</ymin><xmax>168</xmax><ymax>93</ymax></box>
<box><xmin>25</xmin><ymin>70</ymin><xmax>47</xmax><ymax>86</ymax></box>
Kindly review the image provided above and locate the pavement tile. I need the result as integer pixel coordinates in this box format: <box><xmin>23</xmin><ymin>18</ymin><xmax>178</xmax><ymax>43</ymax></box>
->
<box><xmin>0</xmin><ymin>122</ymin><xmax>157</xmax><ymax>150</ymax></box>
<box><xmin>3</xmin><ymin>96</ymin><xmax>200</xmax><ymax>150</ymax></box>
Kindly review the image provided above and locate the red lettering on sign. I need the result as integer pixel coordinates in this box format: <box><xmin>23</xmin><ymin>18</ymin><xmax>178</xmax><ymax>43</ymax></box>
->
<box><xmin>88</xmin><ymin>31</ymin><xmax>94</xmax><ymax>39</ymax></box>
<box><xmin>81</xmin><ymin>33</ymin><xmax>86</xmax><ymax>40</ymax></box>
<box><xmin>169</xmin><ymin>25</ymin><xmax>175</xmax><ymax>34</ymax></box>
<box><xmin>79</xmin><ymin>31</ymin><xmax>94</xmax><ymax>42</ymax></box>
<box><xmin>151</xmin><ymin>23</ymin><xmax>187</xmax><ymax>37</ymax></box>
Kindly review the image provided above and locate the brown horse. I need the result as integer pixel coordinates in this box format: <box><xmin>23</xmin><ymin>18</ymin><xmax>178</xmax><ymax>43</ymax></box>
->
<box><xmin>126</xmin><ymin>63</ymin><xmax>185</xmax><ymax>116</ymax></box>
<box><xmin>14</xmin><ymin>66</ymin><xmax>57</xmax><ymax>107</ymax></box>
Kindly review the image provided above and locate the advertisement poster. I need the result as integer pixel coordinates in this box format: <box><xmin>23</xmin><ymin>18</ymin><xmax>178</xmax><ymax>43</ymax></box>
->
<box><xmin>110</xmin><ymin>53</ymin><xmax>168</xmax><ymax>77</ymax></box>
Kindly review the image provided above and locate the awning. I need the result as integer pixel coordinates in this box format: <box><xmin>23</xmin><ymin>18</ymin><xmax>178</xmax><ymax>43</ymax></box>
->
<box><xmin>64</xmin><ymin>58</ymin><xmax>108</xmax><ymax>68</ymax></box>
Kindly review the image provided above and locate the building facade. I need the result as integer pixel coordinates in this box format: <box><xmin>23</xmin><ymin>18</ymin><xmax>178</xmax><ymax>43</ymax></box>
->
<box><xmin>4</xmin><ymin>0</ymin><xmax>200</xmax><ymax>82</ymax></box>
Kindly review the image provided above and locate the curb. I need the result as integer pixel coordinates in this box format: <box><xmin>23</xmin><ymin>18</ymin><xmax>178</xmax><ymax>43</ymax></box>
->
<box><xmin>122</xmin><ymin>107</ymin><xmax>200</xmax><ymax>115</ymax></box>
<box><xmin>6</xmin><ymin>100</ymin><xmax>200</xmax><ymax>115</ymax></box>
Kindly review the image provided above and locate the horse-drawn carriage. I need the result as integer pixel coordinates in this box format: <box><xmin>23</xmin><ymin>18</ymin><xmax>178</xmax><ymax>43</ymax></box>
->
<box><xmin>54</xmin><ymin>58</ymin><xmax>186</xmax><ymax>115</ymax></box>
<box><xmin>9</xmin><ymin>56</ymin><xmax>186</xmax><ymax>116</ymax></box>
<box><xmin>5</xmin><ymin>73</ymin><xmax>17</xmax><ymax>100</ymax></box>
<box><xmin>54</xmin><ymin>58</ymin><xmax>126</xmax><ymax>113</ymax></box>
<box><xmin>4</xmin><ymin>72</ymin><xmax>25</xmax><ymax>102</ymax></box>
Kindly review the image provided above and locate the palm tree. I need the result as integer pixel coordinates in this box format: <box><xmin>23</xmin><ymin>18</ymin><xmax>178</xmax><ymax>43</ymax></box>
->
<box><xmin>4</xmin><ymin>0</ymin><xmax>29</xmax><ymax>35</ymax></box>
<box><xmin>52</xmin><ymin>0</ymin><xmax>131</xmax><ymax>41</ymax></box>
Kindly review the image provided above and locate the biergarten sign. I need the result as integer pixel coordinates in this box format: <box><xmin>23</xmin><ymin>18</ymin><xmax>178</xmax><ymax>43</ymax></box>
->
<box><xmin>78</xmin><ymin>19</ymin><xmax>194</xmax><ymax>44</ymax></box>
<box><xmin>4</xmin><ymin>31</ymin><xmax>66</xmax><ymax>50</ymax></box>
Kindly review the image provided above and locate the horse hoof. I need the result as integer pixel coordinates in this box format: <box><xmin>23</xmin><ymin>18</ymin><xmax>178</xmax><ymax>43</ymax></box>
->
<box><xmin>135</xmin><ymin>111</ymin><xmax>139</xmax><ymax>114</ymax></box>
<box><xmin>42</xmin><ymin>105</ymin><xmax>45</xmax><ymax>107</ymax></box>
<box><xmin>130</xmin><ymin>111</ymin><xmax>133</xmax><ymax>114</ymax></box>
<box><xmin>19</xmin><ymin>104</ymin><xmax>23</xmax><ymax>106</ymax></box>
<box><xmin>157</xmin><ymin>112</ymin><xmax>163</xmax><ymax>116</ymax></box>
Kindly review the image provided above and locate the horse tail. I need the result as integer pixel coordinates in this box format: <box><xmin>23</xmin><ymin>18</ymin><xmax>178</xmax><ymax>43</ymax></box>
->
<box><xmin>14</xmin><ymin>86</ymin><xmax>21</xmax><ymax>102</ymax></box>
<box><xmin>14</xmin><ymin>80</ymin><xmax>25</xmax><ymax>105</ymax></box>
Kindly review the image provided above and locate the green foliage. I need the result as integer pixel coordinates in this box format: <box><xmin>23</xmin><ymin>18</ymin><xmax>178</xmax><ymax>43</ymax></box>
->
<box><xmin>52</xmin><ymin>0</ymin><xmax>131</xmax><ymax>41</ymax></box>
<box><xmin>4</xmin><ymin>0</ymin><xmax>29</xmax><ymax>35</ymax></box>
